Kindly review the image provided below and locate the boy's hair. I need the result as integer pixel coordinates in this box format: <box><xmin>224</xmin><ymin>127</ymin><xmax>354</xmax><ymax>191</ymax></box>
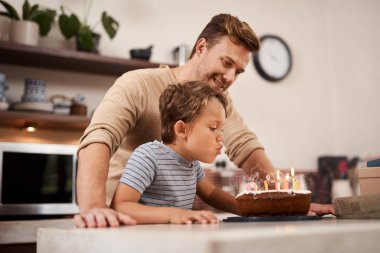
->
<box><xmin>159</xmin><ymin>81</ymin><xmax>228</xmax><ymax>144</ymax></box>
<box><xmin>189</xmin><ymin>13</ymin><xmax>260</xmax><ymax>58</ymax></box>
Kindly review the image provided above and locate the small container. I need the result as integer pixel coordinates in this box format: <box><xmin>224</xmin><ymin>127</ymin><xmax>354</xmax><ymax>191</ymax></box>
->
<box><xmin>358</xmin><ymin>167</ymin><xmax>380</xmax><ymax>195</ymax></box>
<box><xmin>172</xmin><ymin>44</ymin><xmax>188</xmax><ymax>66</ymax></box>
<box><xmin>130</xmin><ymin>45</ymin><xmax>153</xmax><ymax>60</ymax></box>
<box><xmin>22</xmin><ymin>79</ymin><xmax>48</xmax><ymax>103</ymax></box>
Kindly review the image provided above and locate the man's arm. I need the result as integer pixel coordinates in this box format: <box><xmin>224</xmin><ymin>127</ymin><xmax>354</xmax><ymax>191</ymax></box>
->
<box><xmin>240</xmin><ymin>148</ymin><xmax>275</xmax><ymax>178</ymax></box>
<box><xmin>74</xmin><ymin>143</ymin><xmax>136</xmax><ymax>228</ymax></box>
<box><xmin>77</xmin><ymin>143</ymin><xmax>110</xmax><ymax>210</ymax></box>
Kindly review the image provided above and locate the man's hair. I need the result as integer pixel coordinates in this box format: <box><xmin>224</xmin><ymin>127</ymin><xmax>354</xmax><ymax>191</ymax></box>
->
<box><xmin>189</xmin><ymin>13</ymin><xmax>260</xmax><ymax>58</ymax></box>
<box><xmin>159</xmin><ymin>81</ymin><xmax>228</xmax><ymax>144</ymax></box>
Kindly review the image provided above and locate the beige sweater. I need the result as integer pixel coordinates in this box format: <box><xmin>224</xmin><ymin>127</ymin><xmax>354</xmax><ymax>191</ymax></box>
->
<box><xmin>79</xmin><ymin>65</ymin><xmax>264</xmax><ymax>204</ymax></box>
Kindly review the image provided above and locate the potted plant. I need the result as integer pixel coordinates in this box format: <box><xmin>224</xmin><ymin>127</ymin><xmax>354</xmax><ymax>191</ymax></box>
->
<box><xmin>0</xmin><ymin>0</ymin><xmax>56</xmax><ymax>46</ymax></box>
<box><xmin>58</xmin><ymin>0</ymin><xmax>119</xmax><ymax>53</ymax></box>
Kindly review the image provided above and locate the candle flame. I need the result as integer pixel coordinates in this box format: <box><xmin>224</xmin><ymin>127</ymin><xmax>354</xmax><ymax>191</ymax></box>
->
<box><xmin>286</xmin><ymin>173</ymin><xmax>289</xmax><ymax>180</ymax></box>
<box><xmin>276</xmin><ymin>170</ymin><xmax>280</xmax><ymax>180</ymax></box>
<box><xmin>291</xmin><ymin>167</ymin><xmax>295</xmax><ymax>177</ymax></box>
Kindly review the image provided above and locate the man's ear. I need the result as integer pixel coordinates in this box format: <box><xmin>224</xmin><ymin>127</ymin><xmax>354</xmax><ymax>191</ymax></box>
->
<box><xmin>195</xmin><ymin>38</ymin><xmax>207</xmax><ymax>55</ymax></box>
<box><xmin>173</xmin><ymin>120</ymin><xmax>188</xmax><ymax>138</ymax></box>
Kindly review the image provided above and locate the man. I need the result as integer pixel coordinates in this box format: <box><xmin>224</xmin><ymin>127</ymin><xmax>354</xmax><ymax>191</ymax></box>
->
<box><xmin>75</xmin><ymin>13</ymin><xmax>334</xmax><ymax>228</ymax></box>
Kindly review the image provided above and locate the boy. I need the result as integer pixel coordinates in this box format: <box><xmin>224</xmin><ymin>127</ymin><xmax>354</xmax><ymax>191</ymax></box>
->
<box><xmin>111</xmin><ymin>81</ymin><xmax>239</xmax><ymax>224</ymax></box>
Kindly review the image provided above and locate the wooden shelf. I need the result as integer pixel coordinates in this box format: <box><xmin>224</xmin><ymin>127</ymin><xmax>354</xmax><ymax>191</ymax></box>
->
<box><xmin>0</xmin><ymin>110</ymin><xmax>90</xmax><ymax>131</ymax></box>
<box><xmin>0</xmin><ymin>41</ymin><xmax>175</xmax><ymax>131</ymax></box>
<box><xmin>0</xmin><ymin>41</ymin><xmax>164</xmax><ymax>76</ymax></box>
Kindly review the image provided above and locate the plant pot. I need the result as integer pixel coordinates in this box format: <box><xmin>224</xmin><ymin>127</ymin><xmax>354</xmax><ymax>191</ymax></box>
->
<box><xmin>0</xmin><ymin>16</ymin><xmax>11</xmax><ymax>41</ymax></box>
<box><xmin>76</xmin><ymin>32</ymin><xmax>101</xmax><ymax>53</ymax></box>
<box><xmin>10</xmin><ymin>20</ymin><xmax>39</xmax><ymax>46</ymax></box>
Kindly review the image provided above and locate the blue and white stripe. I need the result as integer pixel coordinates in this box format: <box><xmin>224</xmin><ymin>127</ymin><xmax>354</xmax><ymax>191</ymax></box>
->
<box><xmin>120</xmin><ymin>140</ymin><xmax>204</xmax><ymax>209</ymax></box>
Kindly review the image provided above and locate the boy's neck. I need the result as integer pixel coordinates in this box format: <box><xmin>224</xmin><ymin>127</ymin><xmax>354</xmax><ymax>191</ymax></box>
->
<box><xmin>165</xmin><ymin>142</ymin><xmax>193</xmax><ymax>162</ymax></box>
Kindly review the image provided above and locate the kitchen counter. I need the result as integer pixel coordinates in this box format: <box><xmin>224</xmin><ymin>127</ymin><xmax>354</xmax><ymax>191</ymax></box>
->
<box><xmin>37</xmin><ymin>214</ymin><xmax>380</xmax><ymax>253</ymax></box>
<box><xmin>0</xmin><ymin>218</ymin><xmax>74</xmax><ymax>253</ymax></box>
<box><xmin>0</xmin><ymin>218</ymin><xmax>74</xmax><ymax>245</ymax></box>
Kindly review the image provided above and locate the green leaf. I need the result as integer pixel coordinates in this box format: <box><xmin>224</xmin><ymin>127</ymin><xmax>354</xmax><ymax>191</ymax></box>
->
<box><xmin>0</xmin><ymin>0</ymin><xmax>20</xmax><ymax>20</ymax></box>
<box><xmin>58</xmin><ymin>12</ymin><xmax>80</xmax><ymax>39</ymax></box>
<box><xmin>101</xmin><ymin>11</ymin><xmax>119</xmax><ymax>39</ymax></box>
<box><xmin>77</xmin><ymin>26</ymin><xmax>94</xmax><ymax>51</ymax></box>
<box><xmin>32</xmin><ymin>9</ymin><xmax>56</xmax><ymax>36</ymax></box>
<box><xmin>28</xmin><ymin>4</ymin><xmax>40</xmax><ymax>20</ymax></box>
<box><xmin>22</xmin><ymin>0</ymin><xmax>30</xmax><ymax>20</ymax></box>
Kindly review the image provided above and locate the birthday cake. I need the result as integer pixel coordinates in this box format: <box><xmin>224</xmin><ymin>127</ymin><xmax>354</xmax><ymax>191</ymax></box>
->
<box><xmin>236</xmin><ymin>190</ymin><xmax>311</xmax><ymax>216</ymax></box>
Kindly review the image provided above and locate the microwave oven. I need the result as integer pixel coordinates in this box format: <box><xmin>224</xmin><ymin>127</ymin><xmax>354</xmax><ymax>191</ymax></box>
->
<box><xmin>0</xmin><ymin>142</ymin><xmax>79</xmax><ymax>217</ymax></box>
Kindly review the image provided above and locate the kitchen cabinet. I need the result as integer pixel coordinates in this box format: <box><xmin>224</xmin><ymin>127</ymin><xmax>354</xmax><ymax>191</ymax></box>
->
<box><xmin>0</xmin><ymin>41</ymin><xmax>172</xmax><ymax>131</ymax></box>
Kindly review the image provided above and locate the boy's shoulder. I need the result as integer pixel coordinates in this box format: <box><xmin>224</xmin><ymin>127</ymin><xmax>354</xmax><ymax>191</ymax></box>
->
<box><xmin>134</xmin><ymin>141</ymin><xmax>169</xmax><ymax>159</ymax></box>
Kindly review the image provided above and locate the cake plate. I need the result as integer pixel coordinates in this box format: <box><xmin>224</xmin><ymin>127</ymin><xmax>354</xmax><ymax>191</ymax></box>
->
<box><xmin>223</xmin><ymin>216</ymin><xmax>322</xmax><ymax>222</ymax></box>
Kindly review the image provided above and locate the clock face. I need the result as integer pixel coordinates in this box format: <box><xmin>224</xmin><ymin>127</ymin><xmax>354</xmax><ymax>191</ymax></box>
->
<box><xmin>253</xmin><ymin>35</ymin><xmax>292</xmax><ymax>82</ymax></box>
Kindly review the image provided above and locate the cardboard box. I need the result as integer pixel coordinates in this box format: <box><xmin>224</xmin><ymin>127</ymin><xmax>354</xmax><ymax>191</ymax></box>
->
<box><xmin>358</xmin><ymin>167</ymin><xmax>380</xmax><ymax>195</ymax></box>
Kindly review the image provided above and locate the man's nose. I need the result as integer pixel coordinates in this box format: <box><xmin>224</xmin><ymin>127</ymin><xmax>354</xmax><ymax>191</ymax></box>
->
<box><xmin>223</xmin><ymin>68</ymin><xmax>236</xmax><ymax>84</ymax></box>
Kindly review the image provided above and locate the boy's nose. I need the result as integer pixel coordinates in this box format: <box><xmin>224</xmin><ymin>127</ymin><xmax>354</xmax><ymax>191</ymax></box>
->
<box><xmin>217</xmin><ymin>132</ymin><xmax>223</xmax><ymax>142</ymax></box>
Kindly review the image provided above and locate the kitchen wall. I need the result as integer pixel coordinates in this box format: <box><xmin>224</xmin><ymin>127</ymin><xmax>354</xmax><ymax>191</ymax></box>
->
<box><xmin>1</xmin><ymin>0</ymin><xmax>379</xmax><ymax>170</ymax></box>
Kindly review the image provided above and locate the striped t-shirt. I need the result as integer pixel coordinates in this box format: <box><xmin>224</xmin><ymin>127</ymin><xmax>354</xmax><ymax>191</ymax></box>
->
<box><xmin>120</xmin><ymin>140</ymin><xmax>205</xmax><ymax>209</ymax></box>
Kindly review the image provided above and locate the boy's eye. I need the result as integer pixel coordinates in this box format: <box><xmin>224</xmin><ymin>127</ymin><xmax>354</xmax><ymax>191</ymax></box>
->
<box><xmin>209</xmin><ymin>127</ymin><xmax>217</xmax><ymax>131</ymax></box>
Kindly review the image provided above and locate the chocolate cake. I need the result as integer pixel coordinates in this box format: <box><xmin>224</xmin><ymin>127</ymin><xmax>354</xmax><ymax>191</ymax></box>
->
<box><xmin>236</xmin><ymin>190</ymin><xmax>311</xmax><ymax>216</ymax></box>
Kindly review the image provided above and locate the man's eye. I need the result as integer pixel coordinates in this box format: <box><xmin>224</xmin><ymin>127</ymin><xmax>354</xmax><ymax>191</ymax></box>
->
<box><xmin>236</xmin><ymin>70</ymin><xmax>243</xmax><ymax>76</ymax></box>
<box><xmin>222</xmin><ymin>59</ymin><xmax>232</xmax><ymax>67</ymax></box>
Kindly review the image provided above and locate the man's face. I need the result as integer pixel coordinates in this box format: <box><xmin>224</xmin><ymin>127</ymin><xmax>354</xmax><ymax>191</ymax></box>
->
<box><xmin>194</xmin><ymin>36</ymin><xmax>251</xmax><ymax>92</ymax></box>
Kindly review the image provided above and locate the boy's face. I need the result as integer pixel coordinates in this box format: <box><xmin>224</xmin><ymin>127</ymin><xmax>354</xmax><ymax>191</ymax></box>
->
<box><xmin>183</xmin><ymin>97</ymin><xmax>225</xmax><ymax>163</ymax></box>
<box><xmin>194</xmin><ymin>36</ymin><xmax>251</xmax><ymax>92</ymax></box>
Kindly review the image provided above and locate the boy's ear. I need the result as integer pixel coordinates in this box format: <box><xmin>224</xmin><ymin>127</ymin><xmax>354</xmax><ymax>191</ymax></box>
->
<box><xmin>173</xmin><ymin>120</ymin><xmax>188</xmax><ymax>138</ymax></box>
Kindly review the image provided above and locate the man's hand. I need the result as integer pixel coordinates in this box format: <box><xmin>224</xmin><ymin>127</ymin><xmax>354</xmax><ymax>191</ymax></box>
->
<box><xmin>74</xmin><ymin>207</ymin><xmax>137</xmax><ymax>228</ymax></box>
<box><xmin>308</xmin><ymin>203</ymin><xmax>335</xmax><ymax>216</ymax></box>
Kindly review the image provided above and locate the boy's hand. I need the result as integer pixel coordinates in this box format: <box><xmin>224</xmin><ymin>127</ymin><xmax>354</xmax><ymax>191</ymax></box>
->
<box><xmin>169</xmin><ymin>210</ymin><xmax>218</xmax><ymax>224</ymax></box>
<box><xmin>308</xmin><ymin>203</ymin><xmax>336</xmax><ymax>216</ymax></box>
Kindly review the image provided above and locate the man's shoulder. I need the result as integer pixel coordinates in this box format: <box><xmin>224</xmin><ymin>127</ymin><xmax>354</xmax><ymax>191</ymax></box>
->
<box><xmin>120</xmin><ymin>65</ymin><xmax>172</xmax><ymax>80</ymax></box>
<box><xmin>115</xmin><ymin>65</ymin><xmax>174</xmax><ymax>92</ymax></box>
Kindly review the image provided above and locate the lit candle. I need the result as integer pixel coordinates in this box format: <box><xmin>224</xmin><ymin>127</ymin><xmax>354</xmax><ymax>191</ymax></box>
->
<box><xmin>291</xmin><ymin>167</ymin><xmax>296</xmax><ymax>191</ymax></box>
<box><xmin>296</xmin><ymin>177</ymin><xmax>301</xmax><ymax>191</ymax></box>
<box><xmin>276</xmin><ymin>170</ymin><xmax>280</xmax><ymax>190</ymax></box>
<box><xmin>264</xmin><ymin>180</ymin><xmax>268</xmax><ymax>191</ymax></box>
<box><xmin>284</xmin><ymin>173</ymin><xmax>289</xmax><ymax>190</ymax></box>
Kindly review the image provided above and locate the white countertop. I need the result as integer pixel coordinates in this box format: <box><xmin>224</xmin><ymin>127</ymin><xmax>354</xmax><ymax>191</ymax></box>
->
<box><xmin>0</xmin><ymin>218</ymin><xmax>74</xmax><ymax>244</ymax></box>
<box><xmin>36</xmin><ymin>214</ymin><xmax>380</xmax><ymax>253</ymax></box>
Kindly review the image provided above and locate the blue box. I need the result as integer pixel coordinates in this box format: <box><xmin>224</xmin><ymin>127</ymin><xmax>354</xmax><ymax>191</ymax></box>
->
<box><xmin>367</xmin><ymin>159</ymin><xmax>380</xmax><ymax>167</ymax></box>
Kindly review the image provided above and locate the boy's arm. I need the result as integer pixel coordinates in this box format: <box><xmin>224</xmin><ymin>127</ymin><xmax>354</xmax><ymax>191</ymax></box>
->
<box><xmin>196</xmin><ymin>177</ymin><xmax>240</xmax><ymax>215</ymax></box>
<box><xmin>111</xmin><ymin>183</ymin><xmax>218</xmax><ymax>224</ymax></box>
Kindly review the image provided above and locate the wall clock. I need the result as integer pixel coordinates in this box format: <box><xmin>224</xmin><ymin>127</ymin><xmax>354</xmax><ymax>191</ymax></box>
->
<box><xmin>253</xmin><ymin>35</ymin><xmax>292</xmax><ymax>82</ymax></box>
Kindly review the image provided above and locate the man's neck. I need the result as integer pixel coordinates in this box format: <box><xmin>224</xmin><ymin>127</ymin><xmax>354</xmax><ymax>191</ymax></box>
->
<box><xmin>172</xmin><ymin>59</ymin><xmax>197</xmax><ymax>82</ymax></box>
